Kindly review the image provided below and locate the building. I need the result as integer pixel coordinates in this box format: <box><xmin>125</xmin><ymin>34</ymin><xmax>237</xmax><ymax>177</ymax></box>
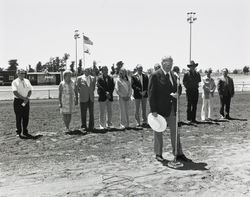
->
<box><xmin>0</xmin><ymin>71</ymin><xmax>61</xmax><ymax>86</ymax></box>
<box><xmin>0</xmin><ymin>71</ymin><xmax>16</xmax><ymax>86</ymax></box>
<box><xmin>27</xmin><ymin>72</ymin><xmax>61</xmax><ymax>85</ymax></box>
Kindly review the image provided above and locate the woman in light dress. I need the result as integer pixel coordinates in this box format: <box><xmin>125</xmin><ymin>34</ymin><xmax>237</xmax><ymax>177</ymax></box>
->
<box><xmin>115</xmin><ymin>68</ymin><xmax>132</xmax><ymax>129</ymax></box>
<box><xmin>58</xmin><ymin>70</ymin><xmax>77</xmax><ymax>132</ymax></box>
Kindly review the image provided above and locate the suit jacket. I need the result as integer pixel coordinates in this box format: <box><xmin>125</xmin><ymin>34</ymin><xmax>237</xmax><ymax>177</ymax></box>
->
<box><xmin>97</xmin><ymin>74</ymin><xmax>115</xmax><ymax>102</ymax></box>
<box><xmin>131</xmin><ymin>72</ymin><xmax>149</xmax><ymax>99</ymax></box>
<box><xmin>183</xmin><ymin>70</ymin><xmax>201</xmax><ymax>92</ymax></box>
<box><xmin>217</xmin><ymin>76</ymin><xmax>234</xmax><ymax>97</ymax></box>
<box><xmin>148</xmin><ymin>69</ymin><xmax>182</xmax><ymax>117</ymax></box>
<box><xmin>75</xmin><ymin>75</ymin><xmax>96</xmax><ymax>102</ymax></box>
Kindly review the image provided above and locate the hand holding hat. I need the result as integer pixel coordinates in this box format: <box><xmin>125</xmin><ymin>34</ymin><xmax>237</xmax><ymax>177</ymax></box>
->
<box><xmin>148</xmin><ymin>113</ymin><xmax>167</xmax><ymax>132</ymax></box>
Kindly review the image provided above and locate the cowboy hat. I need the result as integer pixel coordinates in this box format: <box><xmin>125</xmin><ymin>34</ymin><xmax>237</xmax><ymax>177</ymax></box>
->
<box><xmin>187</xmin><ymin>60</ymin><xmax>198</xmax><ymax>68</ymax></box>
<box><xmin>148</xmin><ymin>113</ymin><xmax>167</xmax><ymax>132</ymax></box>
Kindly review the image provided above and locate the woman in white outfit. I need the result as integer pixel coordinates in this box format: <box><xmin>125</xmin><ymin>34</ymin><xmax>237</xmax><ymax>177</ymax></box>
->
<box><xmin>115</xmin><ymin>68</ymin><xmax>132</xmax><ymax>129</ymax></box>
<box><xmin>201</xmin><ymin>68</ymin><xmax>216</xmax><ymax>121</ymax></box>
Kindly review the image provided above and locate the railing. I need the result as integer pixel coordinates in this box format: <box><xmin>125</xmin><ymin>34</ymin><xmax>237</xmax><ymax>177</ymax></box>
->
<box><xmin>0</xmin><ymin>83</ymin><xmax>250</xmax><ymax>101</ymax></box>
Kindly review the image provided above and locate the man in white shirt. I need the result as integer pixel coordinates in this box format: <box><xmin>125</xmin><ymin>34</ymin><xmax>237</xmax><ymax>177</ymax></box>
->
<box><xmin>12</xmin><ymin>69</ymin><xmax>33</xmax><ymax>137</ymax></box>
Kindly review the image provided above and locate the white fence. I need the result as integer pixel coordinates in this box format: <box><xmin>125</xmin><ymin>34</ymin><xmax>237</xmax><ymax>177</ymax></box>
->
<box><xmin>0</xmin><ymin>83</ymin><xmax>249</xmax><ymax>101</ymax></box>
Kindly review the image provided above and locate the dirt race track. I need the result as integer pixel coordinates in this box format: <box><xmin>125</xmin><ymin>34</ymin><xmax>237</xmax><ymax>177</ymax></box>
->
<box><xmin>0</xmin><ymin>93</ymin><xmax>250</xmax><ymax>197</ymax></box>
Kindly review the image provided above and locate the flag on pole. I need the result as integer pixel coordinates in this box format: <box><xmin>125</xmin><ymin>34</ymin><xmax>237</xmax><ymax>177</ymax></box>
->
<box><xmin>84</xmin><ymin>48</ymin><xmax>91</xmax><ymax>55</ymax></box>
<box><xmin>83</xmin><ymin>35</ymin><xmax>93</xmax><ymax>45</ymax></box>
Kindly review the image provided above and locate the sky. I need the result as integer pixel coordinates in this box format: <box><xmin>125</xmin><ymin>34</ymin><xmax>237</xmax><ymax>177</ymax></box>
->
<box><xmin>0</xmin><ymin>0</ymin><xmax>249</xmax><ymax>72</ymax></box>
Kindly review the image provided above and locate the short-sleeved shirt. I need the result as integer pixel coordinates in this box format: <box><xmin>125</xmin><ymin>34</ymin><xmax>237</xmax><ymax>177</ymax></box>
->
<box><xmin>12</xmin><ymin>78</ymin><xmax>33</xmax><ymax>98</ymax></box>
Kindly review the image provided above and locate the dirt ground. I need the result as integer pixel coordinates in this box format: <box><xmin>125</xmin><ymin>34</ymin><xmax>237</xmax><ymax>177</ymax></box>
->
<box><xmin>0</xmin><ymin>93</ymin><xmax>250</xmax><ymax>197</ymax></box>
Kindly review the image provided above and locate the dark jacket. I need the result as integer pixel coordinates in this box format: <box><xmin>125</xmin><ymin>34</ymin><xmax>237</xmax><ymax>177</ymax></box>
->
<box><xmin>97</xmin><ymin>74</ymin><xmax>115</xmax><ymax>102</ymax></box>
<box><xmin>131</xmin><ymin>72</ymin><xmax>149</xmax><ymax>99</ymax></box>
<box><xmin>148</xmin><ymin>69</ymin><xmax>181</xmax><ymax>117</ymax></box>
<box><xmin>183</xmin><ymin>70</ymin><xmax>201</xmax><ymax>92</ymax></box>
<box><xmin>217</xmin><ymin>76</ymin><xmax>234</xmax><ymax>97</ymax></box>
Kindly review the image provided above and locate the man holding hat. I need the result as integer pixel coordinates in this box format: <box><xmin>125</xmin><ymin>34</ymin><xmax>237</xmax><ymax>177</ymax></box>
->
<box><xmin>12</xmin><ymin>69</ymin><xmax>33</xmax><ymax>137</ymax></box>
<box><xmin>183</xmin><ymin>60</ymin><xmax>201</xmax><ymax>123</ymax></box>
<box><xmin>148</xmin><ymin>56</ymin><xmax>191</xmax><ymax>162</ymax></box>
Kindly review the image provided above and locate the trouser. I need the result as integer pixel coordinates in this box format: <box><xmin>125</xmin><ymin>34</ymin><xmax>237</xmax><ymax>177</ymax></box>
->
<box><xmin>154</xmin><ymin>108</ymin><xmax>183</xmax><ymax>156</ymax></box>
<box><xmin>13</xmin><ymin>98</ymin><xmax>30</xmax><ymax>134</ymax></box>
<box><xmin>99</xmin><ymin>100</ymin><xmax>112</xmax><ymax>127</ymax></box>
<box><xmin>119</xmin><ymin>97</ymin><xmax>129</xmax><ymax>127</ymax></box>
<box><xmin>80</xmin><ymin>99</ymin><xmax>94</xmax><ymax>129</ymax></box>
<box><xmin>201</xmin><ymin>97</ymin><xmax>213</xmax><ymax>120</ymax></box>
<box><xmin>219</xmin><ymin>95</ymin><xmax>231</xmax><ymax>117</ymax></box>
<box><xmin>186</xmin><ymin>90</ymin><xmax>199</xmax><ymax>121</ymax></box>
<box><xmin>135</xmin><ymin>98</ymin><xmax>147</xmax><ymax>125</ymax></box>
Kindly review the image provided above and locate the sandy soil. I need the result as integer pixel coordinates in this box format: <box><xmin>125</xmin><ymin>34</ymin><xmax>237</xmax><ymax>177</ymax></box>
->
<box><xmin>0</xmin><ymin>93</ymin><xmax>250</xmax><ymax>197</ymax></box>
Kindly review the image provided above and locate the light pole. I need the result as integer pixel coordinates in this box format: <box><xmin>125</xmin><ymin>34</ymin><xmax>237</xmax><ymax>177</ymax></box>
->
<box><xmin>187</xmin><ymin>12</ymin><xmax>197</xmax><ymax>63</ymax></box>
<box><xmin>74</xmin><ymin>30</ymin><xmax>80</xmax><ymax>74</ymax></box>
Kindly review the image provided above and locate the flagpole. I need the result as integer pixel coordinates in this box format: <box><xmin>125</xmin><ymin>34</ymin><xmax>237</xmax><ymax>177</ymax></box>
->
<box><xmin>82</xmin><ymin>33</ymin><xmax>86</xmax><ymax>70</ymax></box>
<box><xmin>74</xmin><ymin>30</ymin><xmax>80</xmax><ymax>74</ymax></box>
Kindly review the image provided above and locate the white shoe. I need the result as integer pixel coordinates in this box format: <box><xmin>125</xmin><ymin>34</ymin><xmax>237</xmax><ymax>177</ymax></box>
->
<box><xmin>99</xmin><ymin>125</ymin><xmax>105</xmax><ymax>130</ymax></box>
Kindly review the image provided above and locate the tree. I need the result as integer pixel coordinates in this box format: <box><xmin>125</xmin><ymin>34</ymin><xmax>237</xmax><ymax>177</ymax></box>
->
<box><xmin>243</xmin><ymin>66</ymin><xmax>249</xmax><ymax>74</ymax></box>
<box><xmin>78</xmin><ymin>59</ymin><xmax>82</xmax><ymax>75</ymax></box>
<box><xmin>92</xmin><ymin>60</ymin><xmax>99</xmax><ymax>76</ymax></box>
<box><xmin>61</xmin><ymin>53</ymin><xmax>70</xmax><ymax>70</ymax></box>
<box><xmin>36</xmin><ymin>61</ymin><xmax>43</xmax><ymax>72</ymax></box>
<box><xmin>232</xmin><ymin>69</ymin><xmax>238</xmax><ymax>74</ymax></box>
<box><xmin>28</xmin><ymin>65</ymin><xmax>35</xmax><ymax>72</ymax></box>
<box><xmin>111</xmin><ymin>64</ymin><xmax>115</xmax><ymax>75</ymax></box>
<box><xmin>70</xmin><ymin>61</ymin><xmax>75</xmax><ymax>73</ymax></box>
<box><xmin>7</xmin><ymin>59</ymin><xmax>18</xmax><ymax>71</ymax></box>
<box><xmin>0</xmin><ymin>67</ymin><xmax>3</xmax><ymax>71</ymax></box>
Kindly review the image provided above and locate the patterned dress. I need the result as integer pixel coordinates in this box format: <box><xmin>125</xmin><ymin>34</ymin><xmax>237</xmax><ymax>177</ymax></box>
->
<box><xmin>59</xmin><ymin>80</ymin><xmax>75</xmax><ymax>114</ymax></box>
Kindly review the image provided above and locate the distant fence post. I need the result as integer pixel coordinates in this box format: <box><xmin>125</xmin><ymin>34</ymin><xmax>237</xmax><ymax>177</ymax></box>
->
<box><xmin>241</xmin><ymin>82</ymin><xmax>244</xmax><ymax>92</ymax></box>
<box><xmin>48</xmin><ymin>89</ymin><xmax>51</xmax><ymax>99</ymax></box>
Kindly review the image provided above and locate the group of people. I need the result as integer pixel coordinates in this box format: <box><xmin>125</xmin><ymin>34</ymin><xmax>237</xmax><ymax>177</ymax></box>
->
<box><xmin>11</xmin><ymin>56</ymin><xmax>235</xmax><ymax>163</ymax></box>
<box><xmin>183</xmin><ymin>61</ymin><xmax>235</xmax><ymax>123</ymax></box>
<box><xmin>59</xmin><ymin>63</ymin><xmax>149</xmax><ymax>133</ymax></box>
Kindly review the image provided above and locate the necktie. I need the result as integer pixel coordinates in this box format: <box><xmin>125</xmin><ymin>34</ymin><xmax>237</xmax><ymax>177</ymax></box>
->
<box><xmin>166</xmin><ymin>73</ymin><xmax>173</xmax><ymax>86</ymax></box>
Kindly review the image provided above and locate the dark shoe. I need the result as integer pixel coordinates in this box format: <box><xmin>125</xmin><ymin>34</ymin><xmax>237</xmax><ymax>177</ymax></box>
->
<box><xmin>176</xmin><ymin>154</ymin><xmax>192</xmax><ymax>162</ymax></box>
<box><xmin>23</xmin><ymin>133</ymin><xmax>33</xmax><ymax>138</ymax></box>
<box><xmin>225</xmin><ymin>115</ymin><xmax>231</xmax><ymax>120</ymax></box>
<box><xmin>155</xmin><ymin>155</ymin><xmax>165</xmax><ymax>162</ymax></box>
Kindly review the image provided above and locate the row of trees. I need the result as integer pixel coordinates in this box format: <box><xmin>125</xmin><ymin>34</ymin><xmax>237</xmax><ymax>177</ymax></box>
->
<box><xmin>0</xmin><ymin>57</ymin><xmax>249</xmax><ymax>75</ymax></box>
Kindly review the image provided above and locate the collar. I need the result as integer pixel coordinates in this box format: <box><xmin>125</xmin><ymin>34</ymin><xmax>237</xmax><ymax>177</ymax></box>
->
<box><xmin>161</xmin><ymin>68</ymin><xmax>171</xmax><ymax>76</ymax></box>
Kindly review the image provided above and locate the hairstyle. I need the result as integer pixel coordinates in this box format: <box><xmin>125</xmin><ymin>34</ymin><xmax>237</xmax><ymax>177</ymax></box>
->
<box><xmin>101</xmin><ymin>66</ymin><xmax>108</xmax><ymax>71</ymax></box>
<box><xmin>136</xmin><ymin>64</ymin><xmax>143</xmax><ymax>69</ymax></box>
<box><xmin>16</xmin><ymin>69</ymin><xmax>26</xmax><ymax>74</ymax></box>
<box><xmin>161</xmin><ymin>56</ymin><xmax>173</xmax><ymax>64</ymax></box>
<box><xmin>172</xmin><ymin>66</ymin><xmax>180</xmax><ymax>74</ymax></box>
<box><xmin>154</xmin><ymin>63</ymin><xmax>161</xmax><ymax>71</ymax></box>
<box><xmin>205</xmin><ymin>68</ymin><xmax>212</xmax><ymax>74</ymax></box>
<box><xmin>222</xmin><ymin>68</ymin><xmax>228</xmax><ymax>73</ymax></box>
<box><xmin>63</xmin><ymin>70</ymin><xmax>72</xmax><ymax>78</ymax></box>
<box><xmin>119</xmin><ymin>68</ymin><xmax>128</xmax><ymax>80</ymax></box>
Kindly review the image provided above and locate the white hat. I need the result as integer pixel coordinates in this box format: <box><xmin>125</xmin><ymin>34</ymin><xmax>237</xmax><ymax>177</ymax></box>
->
<box><xmin>148</xmin><ymin>113</ymin><xmax>167</xmax><ymax>132</ymax></box>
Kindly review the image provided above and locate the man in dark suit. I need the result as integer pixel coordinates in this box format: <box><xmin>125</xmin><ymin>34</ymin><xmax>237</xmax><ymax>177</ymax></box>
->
<box><xmin>183</xmin><ymin>60</ymin><xmax>201</xmax><ymax>123</ymax></box>
<box><xmin>148</xmin><ymin>56</ymin><xmax>191</xmax><ymax>162</ymax></box>
<box><xmin>97</xmin><ymin>66</ymin><xmax>115</xmax><ymax>129</ymax></box>
<box><xmin>217</xmin><ymin>68</ymin><xmax>235</xmax><ymax>119</ymax></box>
<box><xmin>131</xmin><ymin>64</ymin><xmax>149</xmax><ymax>127</ymax></box>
